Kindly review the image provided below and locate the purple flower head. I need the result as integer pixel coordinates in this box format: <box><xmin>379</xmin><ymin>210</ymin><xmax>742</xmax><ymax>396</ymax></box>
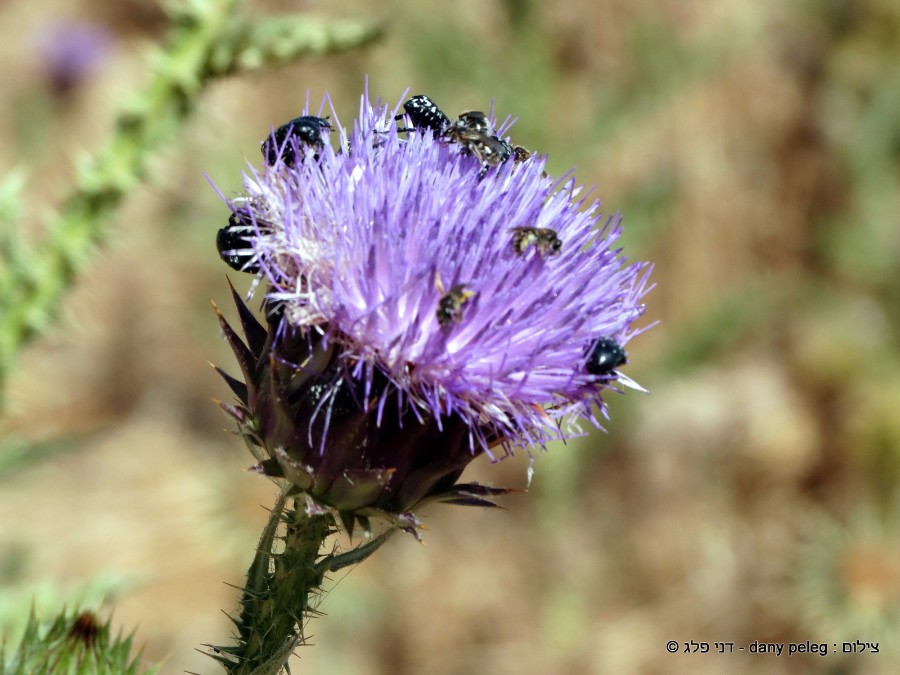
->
<box><xmin>35</xmin><ymin>21</ymin><xmax>112</xmax><ymax>97</ymax></box>
<box><xmin>214</xmin><ymin>87</ymin><xmax>653</xmax><ymax>525</ymax></box>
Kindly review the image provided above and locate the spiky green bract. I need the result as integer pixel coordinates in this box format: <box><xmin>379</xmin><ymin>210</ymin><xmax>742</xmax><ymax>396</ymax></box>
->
<box><xmin>204</xmin><ymin>489</ymin><xmax>394</xmax><ymax>674</ymax></box>
<box><xmin>0</xmin><ymin>607</ymin><xmax>157</xmax><ymax>675</ymax></box>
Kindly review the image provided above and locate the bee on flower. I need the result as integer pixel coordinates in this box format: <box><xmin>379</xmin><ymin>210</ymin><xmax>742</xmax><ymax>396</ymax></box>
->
<box><xmin>213</xmin><ymin>88</ymin><xmax>654</xmax><ymax>534</ymax></box>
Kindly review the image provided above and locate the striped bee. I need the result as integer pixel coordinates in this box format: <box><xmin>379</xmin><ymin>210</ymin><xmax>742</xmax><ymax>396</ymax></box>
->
<box><xmin>510</xmin><ymin>227</ymin><xmax>562</xmax><ymax>257</ymax></box>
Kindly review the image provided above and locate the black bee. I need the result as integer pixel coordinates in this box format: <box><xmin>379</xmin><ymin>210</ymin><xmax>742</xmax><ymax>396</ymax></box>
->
<box><xmin>510</xmin><ymin>227</ymin><xmax>562</xmax><ymax>257</ymax></box>
<box><xmin>435</xmin><ymin>274</ymin><xmax>476</xmax><ymax>327</ymax></box>
<box><xmin>216</xmin><ymin>212</ymin><xmax>259</xmax><ymax>273</ymax></box>
<box><xmin>263</xmin><ymin>297</ymin><xmax>285</xmax><ymax>325</ymax></box>
<box><xmin>395</xmin><ymin>95</ymin><xmax>450</xmax><ymax>135</ymax></box>
<box><xmin>261</xmin><ymin>115</ymin><xmax>332</xmax><ymax>166</ymax></box>
<box><xmin>586</xmin><ymin>337</ymin><xmax>627</xmax><ymax>376</ymax></box>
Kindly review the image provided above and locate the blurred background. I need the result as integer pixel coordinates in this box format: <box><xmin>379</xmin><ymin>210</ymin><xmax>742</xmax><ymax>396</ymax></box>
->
<box><xmin>1</xmin><ymin>0</ymin><xmax>899</xmax><ymax>673</ymax></box>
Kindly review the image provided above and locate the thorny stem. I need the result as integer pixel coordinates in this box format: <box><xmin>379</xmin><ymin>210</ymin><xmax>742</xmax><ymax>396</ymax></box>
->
<box><xmin>208</xmin><ymin>489</ymin><xmax>394</xmax><ymax>675</ymax></box>
<box><xmin>0</xmin><ymin>0</ymin><xmax>383</xmax><ymax>403</ymax></box>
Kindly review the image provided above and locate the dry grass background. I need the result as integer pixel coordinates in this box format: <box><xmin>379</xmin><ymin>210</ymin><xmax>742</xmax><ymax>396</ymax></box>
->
<box><xmin>2</xmin><ymin>0</ymin><xmax>900</xmax><ymax>673</ymax></box>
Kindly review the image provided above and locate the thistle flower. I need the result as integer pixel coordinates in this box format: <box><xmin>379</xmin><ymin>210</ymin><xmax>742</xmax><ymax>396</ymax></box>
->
<box><xmin>214</xmin><ymin>88</ymin><xmax>653</xmax><ymax>533</ymax></box>
<box><xmin>793</xmin><ymin>506</ymin><xmax>900</xmax><ymax>653</ymax></box>
<box><xmin>35</xmin><ymin>21</ymin><xmax>112</xmax><ymax>98</ymax></box>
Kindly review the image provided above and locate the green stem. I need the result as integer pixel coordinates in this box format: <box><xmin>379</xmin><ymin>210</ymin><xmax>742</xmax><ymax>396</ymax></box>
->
<box><xmin>211</xmin><ymin>490</ymin><xmax>394</xmax><ymax>674</ymax></box>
